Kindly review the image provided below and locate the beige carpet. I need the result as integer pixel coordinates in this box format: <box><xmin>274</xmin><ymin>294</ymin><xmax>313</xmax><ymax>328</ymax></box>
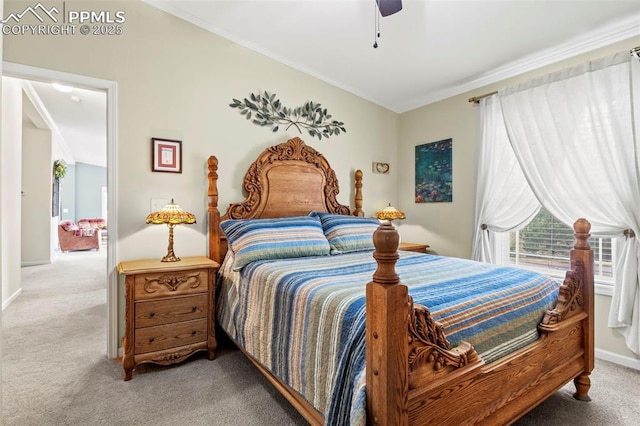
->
<box><xmin>2</xmin><ymin>249</ymin><xmax>639</xmax><ymax>425</ymax></box>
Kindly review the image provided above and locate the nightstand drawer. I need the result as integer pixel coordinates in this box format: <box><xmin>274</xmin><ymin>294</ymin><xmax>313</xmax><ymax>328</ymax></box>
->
<box><xmin>135</xmin><ymin>294</ymin><xmax>208</xmax><ymax>328</ymax></box>
<box><xmin>135</xmin><ymin>318</ymin><xmax>208</xmax><ymax>354</ymax></box>
<box><xmin>134</xmin><ymin>269</ymin><xmax>208</xmax><ymax>300</ymax></box>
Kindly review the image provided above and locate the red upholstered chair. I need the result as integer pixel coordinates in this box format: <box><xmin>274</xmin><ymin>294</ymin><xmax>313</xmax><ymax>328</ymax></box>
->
<box><xmin>57</xmin><ymin>221</ymin><xmax>100</xmax><ymax>252</ymax></box>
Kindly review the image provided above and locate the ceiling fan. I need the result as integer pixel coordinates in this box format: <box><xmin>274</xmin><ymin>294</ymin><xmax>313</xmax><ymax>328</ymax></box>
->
<box><xmin>376</xmin><ymin>0</ymin><xmax>402</xmax><ymax>17</ymax></box>
<box><xmin>373</xmin><ymin>0</ymin><xmax>402</xmax><ymax>48</ymax></box>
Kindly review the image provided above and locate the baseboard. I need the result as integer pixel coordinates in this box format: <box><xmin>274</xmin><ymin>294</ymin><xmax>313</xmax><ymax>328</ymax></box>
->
<box><xmin>21</xmin><ymin>260</ymin><xmax>50</xmax><ymax>267</ymax></box>
<box><xmin>595</xmin><ymin>348</ymin><xmax>640</xmax><ymax>371</ymax></box>
<box><xmin>2</xmin><ymin>288</ymin><xmax>22</xmax><ymax>311</ymax></box>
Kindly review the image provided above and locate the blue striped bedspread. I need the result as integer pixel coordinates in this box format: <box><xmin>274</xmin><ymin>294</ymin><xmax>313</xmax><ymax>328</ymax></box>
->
<box><xmin>216</xmin><ymin>250</ymin><xmax>560</xmax><ymax>425</ymax></box>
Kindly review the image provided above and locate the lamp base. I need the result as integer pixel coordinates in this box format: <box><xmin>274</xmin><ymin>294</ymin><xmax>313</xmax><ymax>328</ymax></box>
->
<box><xmin>161</xmin><ymin>253</ymin><xmax>181</xmax><ymax>262</ymax></box>
<box><xmin>161</xmin><ymin>224</ymin><xmax>181</xmax><ymax>262</ymax></box>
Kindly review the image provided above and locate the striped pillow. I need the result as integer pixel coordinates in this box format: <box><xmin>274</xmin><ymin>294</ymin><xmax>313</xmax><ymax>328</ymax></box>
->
<box><xmin>220</xmin><ymin>216</ymin><xmax>330</xmax><ymax>270</ymax></box>
<box><xmin>312</xmin><ymin>212</ymin><xmax>381</xmax><ymax>254</ymax></box>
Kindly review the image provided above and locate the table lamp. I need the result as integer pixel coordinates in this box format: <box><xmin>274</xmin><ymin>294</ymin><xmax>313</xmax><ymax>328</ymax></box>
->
<box><xmin>145</xmin><ymin>199</ymin><xmax>196</xmax><ymax>262</ymax></box>
<box><xmin>375</xmin><ymin>203</ymin><xmax>406</xmax><ymax>223</ymax></box>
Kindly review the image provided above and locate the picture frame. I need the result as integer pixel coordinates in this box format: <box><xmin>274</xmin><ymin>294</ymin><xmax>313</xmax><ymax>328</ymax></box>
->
<box><xmin>151</xmin><ymin>138</ymin><xmax>182</xmax><ymax>173</ymax></box>
<box><xmin>415</xmin><ymin>138</ymin><xmax>453</xmax><ymax>203</ymax></box>
<box><xmin>372</xmin><ymin>162</ymin><xmax>390</xmax><ymax>175</ymax></box>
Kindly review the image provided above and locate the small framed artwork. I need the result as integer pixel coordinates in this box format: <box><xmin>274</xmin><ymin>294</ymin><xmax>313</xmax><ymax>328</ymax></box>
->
<box><xmin>151</xmin><ymin>138</ymin><xmax>182</xmax><ymax>173</ymax></box>
<box><xmin>372</xmin><ymin>162</ymin><xmax>390</xmax><ymax>174</ymax></box>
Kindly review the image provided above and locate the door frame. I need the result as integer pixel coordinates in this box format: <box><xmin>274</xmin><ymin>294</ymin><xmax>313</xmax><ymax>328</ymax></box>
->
<box><xmin>3</xmin><ymin>62</ymin><xmax>119</xmax><ymax>358</ymax></box>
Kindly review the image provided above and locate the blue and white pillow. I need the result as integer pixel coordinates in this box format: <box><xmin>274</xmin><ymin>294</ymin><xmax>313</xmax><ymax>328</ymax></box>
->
<box><xmin>311</xmin><ymin>212</ymin><xmax>380</xmax><ymax>254</ymax></box>
<box><xmin>220</xmin><ymin>215</ymin><xmax>330</xmax><ymax>270</ymax></box>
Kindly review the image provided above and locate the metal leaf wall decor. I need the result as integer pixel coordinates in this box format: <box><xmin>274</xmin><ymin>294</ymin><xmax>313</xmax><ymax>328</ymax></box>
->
<box><xmin>229</xmin><ymin>91</ymin><xmax>347</xmax><ymax>140</ymax></box>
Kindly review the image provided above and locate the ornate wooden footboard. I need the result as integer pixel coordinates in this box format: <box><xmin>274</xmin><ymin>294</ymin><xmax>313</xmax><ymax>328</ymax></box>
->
<box><xmin>207</xmin><ymin>137</ymin><xmax>594</xmax><ymax>425</ymax></box>
<box><xmin>367</xmin><ymin>220</ymin><xmax>594</xmax><ymax>425</ymax></box>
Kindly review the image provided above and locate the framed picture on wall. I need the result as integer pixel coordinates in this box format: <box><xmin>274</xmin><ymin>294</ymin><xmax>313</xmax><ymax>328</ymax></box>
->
<box><xmin>151</xmin><ymin>138</ymin><xmax>182</xmax><ymax>173</ymax></box>
<box><xmin>415</xmin><ymin>138</ymin><xmax>453</xmax><ymax>203</ymax></box>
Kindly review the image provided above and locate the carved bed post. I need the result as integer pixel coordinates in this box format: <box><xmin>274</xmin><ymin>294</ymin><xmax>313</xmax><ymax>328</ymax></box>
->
<box><xmin>366</xmin><ymin>223</ymin><xmax>409</xmax><ymax>425</ymax></box>
<box><xmin>353</xmin><ymin>169</ymin><xmax>364</xmax><ymax>217</ymax></box>
<box><xmin>207</xmin><ymin>156</ymin><xmax>222</xmax><ymax>264</ymax></box>
<box><xmin>571</xmin><ymin>218</ymin><xmax>595</xmax><ymax>401</ymax></box>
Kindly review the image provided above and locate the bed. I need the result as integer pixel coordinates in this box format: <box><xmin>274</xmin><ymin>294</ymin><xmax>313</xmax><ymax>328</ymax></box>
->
<box><xmin>206</xmin><ymin>137</ymin><xmax>594</xmax><ymax>425</ymax></box>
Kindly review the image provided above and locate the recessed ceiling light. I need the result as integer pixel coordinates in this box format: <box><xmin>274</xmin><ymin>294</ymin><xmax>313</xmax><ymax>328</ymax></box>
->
<box><xmin>52</xmin><ymin>83</ymin><xmax>73</xmax><ymax>93</ymax></box>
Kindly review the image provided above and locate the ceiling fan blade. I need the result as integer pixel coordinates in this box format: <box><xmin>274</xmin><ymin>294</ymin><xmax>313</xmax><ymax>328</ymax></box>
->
<box><xmin>376</xmin><ymin>0</ymin><xmax>402</xmax><ymax>17</ymax></box>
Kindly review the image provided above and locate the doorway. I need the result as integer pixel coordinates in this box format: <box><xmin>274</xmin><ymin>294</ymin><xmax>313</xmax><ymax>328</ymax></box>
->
<box><xmin>2</xmin><ymin>62</ymin><xmax>118</xmax><ymax>358</ymax></box>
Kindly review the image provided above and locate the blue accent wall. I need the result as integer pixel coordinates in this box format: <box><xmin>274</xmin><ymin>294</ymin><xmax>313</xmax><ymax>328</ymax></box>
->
<box><xmin>75</xmin><ymin>162</ymin><xmax>106</xmax><ymax>220</ymax></box>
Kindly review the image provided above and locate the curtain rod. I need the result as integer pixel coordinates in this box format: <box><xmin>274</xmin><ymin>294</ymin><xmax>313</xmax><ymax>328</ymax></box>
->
<box><xmin>468</xmin><ymin>91</ymin><xmax>498</xmax><ymax>104</ymax></box>
<box><xmin>470</xmin><ymin>46</ymin><xmax>639</xmax><ymax>105</ymax></box>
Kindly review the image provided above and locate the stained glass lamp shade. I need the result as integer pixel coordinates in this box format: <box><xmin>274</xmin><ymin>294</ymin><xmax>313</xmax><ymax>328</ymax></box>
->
<box><xmin>375</xmin><ymin>203</ymin><xmax>406</xmax><ymax>222</ymax></box>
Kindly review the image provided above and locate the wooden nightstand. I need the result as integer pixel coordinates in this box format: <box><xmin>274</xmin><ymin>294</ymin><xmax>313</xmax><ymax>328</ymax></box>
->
<box><xmin>399</xmin><ymin>242</ymin><xmax>430</xmax><ymax>254</ymax></box>
<box><xmin>117</xmin><ymin>256</ymin><xmax>219</xmax><ymax>381</ymax></box>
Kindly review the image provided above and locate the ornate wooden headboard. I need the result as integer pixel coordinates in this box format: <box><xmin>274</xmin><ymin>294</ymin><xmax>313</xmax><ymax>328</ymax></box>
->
<box><xmin>207</xmin><ymin>137</ymin><xmax>363</xmax><ymax>263</ymax></box>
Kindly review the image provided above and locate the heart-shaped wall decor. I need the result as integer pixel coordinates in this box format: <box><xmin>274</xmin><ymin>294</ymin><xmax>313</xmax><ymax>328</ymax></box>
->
<box><xmin>374</xmin><ymin>162</ymin><xmax>390</xmax><ymax>174</ymax></box>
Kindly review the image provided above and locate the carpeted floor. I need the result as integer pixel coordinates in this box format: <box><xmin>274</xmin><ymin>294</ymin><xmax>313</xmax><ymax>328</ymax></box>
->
<box><xmin>2</xmin><ymin>249</ymin><xmax>639</xmax><ymax>425</ymax></box>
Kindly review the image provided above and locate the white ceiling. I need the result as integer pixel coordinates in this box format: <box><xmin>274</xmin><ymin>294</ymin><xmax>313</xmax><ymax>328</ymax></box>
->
<box><xmin>28</xmin><ymin>81</ymin><xmax>106</xmax><ymax>167</ymax></box>
<box><xmin>147</xmin><ymin>0</ymin><xmax>640</xmax><ymax>112</ymax></box>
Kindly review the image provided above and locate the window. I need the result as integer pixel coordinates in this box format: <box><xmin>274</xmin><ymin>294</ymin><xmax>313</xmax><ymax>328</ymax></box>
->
<box><xmin>510</xmin><ymin>208</ymin><xmax>614</xmax><ymax>284</ymax></box>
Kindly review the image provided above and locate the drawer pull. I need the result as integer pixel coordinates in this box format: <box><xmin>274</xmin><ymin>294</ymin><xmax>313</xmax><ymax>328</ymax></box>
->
<box><xmin>192</xmin><ymin>306</ymin><xmax>198</xmax><ymax>312</ymax></box>
<box><xmin>149</xmin><ymin>337</ymin><xmax>155</xmax><ymax>343</ymax></box>
<box><xmin>191</xmin><ymin>330</ymin><xmax>197</xmax><ymax>336</ymax></box>
<box><xmin>149</xmin><ymin>312</ymin><xmax>155</xmax><ymax>318</ymax></box>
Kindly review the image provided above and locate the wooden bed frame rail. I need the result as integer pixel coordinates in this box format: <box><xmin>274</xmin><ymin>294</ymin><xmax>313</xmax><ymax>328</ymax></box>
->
<box><xmin>206</xmin><ymin>137</ymin><xmax>594</xmax><ymax>426</ymax></box>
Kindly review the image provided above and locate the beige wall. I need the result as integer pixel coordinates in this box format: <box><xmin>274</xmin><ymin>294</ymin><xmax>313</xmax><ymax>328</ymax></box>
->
<box><xmin>397</xmin><ymin>37</ymin><xmax>640</xmax><ymax>365</ymax></box>
<box><xmin>1</xmin><ymin>77</ymin><xmax>22</xmax><ymax>308</ymax></box>
<box><xmin>21</xmin><ymin>125</ymin><xmax>53</xmax><ymax>265</ymax></box>
<box><xmin>399</xmin><ymin>96</ymin><xmax>476</xmax><ymax>258</ymax></box>
<box><xmin>3</xmin><ymin>0</ymin><xmax>399</xmax><ymax>264</ymax></box>
<box><xmin>594</xmin><ymin>294</ymin><xmax>637</xmax><ymax>362</ymax></box>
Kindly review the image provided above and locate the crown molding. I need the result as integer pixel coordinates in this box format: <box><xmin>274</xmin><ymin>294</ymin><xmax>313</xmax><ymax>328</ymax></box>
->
<box><xmin>398</xmin><ymin>12</ymin><xmax>640</xmax><ymax>112</ymax></box>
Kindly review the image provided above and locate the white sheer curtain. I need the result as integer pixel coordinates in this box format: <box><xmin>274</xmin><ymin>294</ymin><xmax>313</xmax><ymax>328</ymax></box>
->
<box><xmin>499</xmin><ymin>51</ymin><xmax>640</xmax><ymax>354</ymax></box>
<box><xmin>471</xmin><ymin>96</ymin><xmax>540</xmax><ymax>264</ymax></box>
